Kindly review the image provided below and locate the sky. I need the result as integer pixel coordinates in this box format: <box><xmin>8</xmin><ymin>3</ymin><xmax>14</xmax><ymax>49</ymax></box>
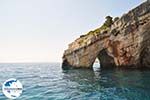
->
<box><xmin>0</xmin><ymin>0</ymin><xmax>146</xmax><ymax>63</ymax></box>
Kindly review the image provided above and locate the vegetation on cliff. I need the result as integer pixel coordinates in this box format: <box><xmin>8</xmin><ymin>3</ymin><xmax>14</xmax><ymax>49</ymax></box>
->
<box><xmin>63</xmin><ymin>1</ymin><xmax>150</xmax><ymax>69</ymax></box>
<box><xmin>78</xmin><ymin>16</ymin><xmax>118</xmax><ymax>45</ymax></box>
<box><xmin>86</xmin><ymin>16</ymin><xmax>116</xmax><ymax>36</ymax></box>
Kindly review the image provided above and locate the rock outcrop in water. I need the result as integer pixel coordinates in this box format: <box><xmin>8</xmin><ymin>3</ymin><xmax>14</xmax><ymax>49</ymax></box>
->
<box><xmin>62</xmin><ymin>1</ymin><xmax>150</xmax><ymax>69</ymax></box>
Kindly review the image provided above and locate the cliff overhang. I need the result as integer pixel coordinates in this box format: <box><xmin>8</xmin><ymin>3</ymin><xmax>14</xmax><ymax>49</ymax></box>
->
<box><xmin>62</xmin><ymin>1</ymin><xmax>150</xmax><ymax>69</ymax></box>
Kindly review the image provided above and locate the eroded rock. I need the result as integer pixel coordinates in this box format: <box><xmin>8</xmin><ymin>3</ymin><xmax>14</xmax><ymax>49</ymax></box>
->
<box><xmin>62</xmin><ymin>1</ymin><xmax>150</xmax><ymax>69</ymax></box>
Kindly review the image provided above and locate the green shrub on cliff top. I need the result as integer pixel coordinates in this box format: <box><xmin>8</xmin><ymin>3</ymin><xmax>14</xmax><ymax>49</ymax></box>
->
<box><xmin>86</xmin><ymin>15</ymin><xmax>113</xmax><ymax>36</ymax></box>
<box><xmin>103</xmin><ymin>16</ymin><xmax>113</xmax><ymax>28</ymax></box>
<box><xmin>79</xmin><ymin>16</ymin><xmax>116</xmax><ymax>45</ymax></box>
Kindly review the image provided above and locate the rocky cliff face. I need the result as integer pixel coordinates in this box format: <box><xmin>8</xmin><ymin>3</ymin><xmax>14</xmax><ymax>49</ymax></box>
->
<box><xmin>62</xmin><ymin>1</ymin><xmax>150</xmax><ymax>69</ymax></box>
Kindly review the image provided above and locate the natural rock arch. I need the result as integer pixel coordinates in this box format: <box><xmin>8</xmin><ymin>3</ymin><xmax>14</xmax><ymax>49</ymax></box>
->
<box><xmin>62</xmin><ymin>37</ymin><xmax>117</xmax><ymax>70</ymax></box>
<box><xmin>94</xmin><ymin>49</ymin><xmax>116</xmax><ymax>69</ymax></box>
<box><xmin>62</xmin><ymin>34</ymin><xmax>111</xmax><ymax>69</ymax></box>
<box><xmin>62</xmin><ymin>1</ymin><xmax>150</xmax><ymax>69</ymax></box>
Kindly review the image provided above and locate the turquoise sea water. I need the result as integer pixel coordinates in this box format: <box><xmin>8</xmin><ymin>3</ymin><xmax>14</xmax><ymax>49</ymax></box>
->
<box><xmin>0</xmin><ymin>63</ymin><xmax>150</xmax><ymax>100</ymax></box>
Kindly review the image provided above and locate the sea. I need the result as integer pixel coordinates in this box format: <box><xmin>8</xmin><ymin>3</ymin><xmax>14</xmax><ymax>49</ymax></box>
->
<box><xmin>0</xmin><ymin>63</ymin><xmax>150</xmax><ymax>100</ymax></box>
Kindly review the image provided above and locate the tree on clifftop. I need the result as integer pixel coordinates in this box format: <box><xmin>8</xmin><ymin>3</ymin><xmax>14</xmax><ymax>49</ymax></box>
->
<box><xmin>103</xmin><ymin>16</ymin><xmax>113</xmax><ymax>27</ymax></box>
<box><xmin>86</xmin><ymin>15</ymin><xmax>114</xmax><ymax>36</ymax></box>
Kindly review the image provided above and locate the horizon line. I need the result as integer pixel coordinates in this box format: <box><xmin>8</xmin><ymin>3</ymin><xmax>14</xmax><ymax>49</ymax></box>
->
<box><xmin>0</xmin><ymin>61</ymin><xmax>61</xmax><ymax>64</ymax></box>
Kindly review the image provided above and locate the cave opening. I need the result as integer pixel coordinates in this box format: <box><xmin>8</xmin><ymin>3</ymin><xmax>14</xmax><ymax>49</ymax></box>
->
<box><xmin>92</xmin><ymin>58</ymin><xmax>101</xmax><ymax>71</ymax></box>
<box><xmin>92</xmin><ymin>49</ymin><xmax>116</xmax><ymax>70</ymax></box>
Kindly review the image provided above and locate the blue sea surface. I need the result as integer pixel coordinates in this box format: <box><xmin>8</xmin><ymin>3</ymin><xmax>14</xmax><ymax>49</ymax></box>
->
<box><xmin>0</xmin><ymin>63</ymin><xmax>150</xmax><ymax>100</ymax></box>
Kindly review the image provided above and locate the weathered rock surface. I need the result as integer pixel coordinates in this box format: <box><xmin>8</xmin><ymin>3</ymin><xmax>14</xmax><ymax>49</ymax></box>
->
<box><xmin>62</xmin><ymin>1</ymin><xmax>150</xmax><ymax>69</ymax></box>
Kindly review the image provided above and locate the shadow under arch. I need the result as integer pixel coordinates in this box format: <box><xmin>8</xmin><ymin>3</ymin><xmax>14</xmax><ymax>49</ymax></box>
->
<box><xmin>91</xmin><ymin>49</ymin><xmax>116</xmax><ymax>70</ymax></box>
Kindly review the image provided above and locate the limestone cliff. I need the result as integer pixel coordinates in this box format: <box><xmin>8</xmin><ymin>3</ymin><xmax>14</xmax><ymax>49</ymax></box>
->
<box><xmin>62</xmin><ymin>1</ymin><xmax>150</xmax><ymax>69</ymax></box>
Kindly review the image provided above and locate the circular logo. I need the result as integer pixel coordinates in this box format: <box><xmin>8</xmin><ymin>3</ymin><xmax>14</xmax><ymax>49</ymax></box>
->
<box><xmin>2</xmin><ymin>78</ymin><xmax>23</xmax><ymax>99</ymax></box>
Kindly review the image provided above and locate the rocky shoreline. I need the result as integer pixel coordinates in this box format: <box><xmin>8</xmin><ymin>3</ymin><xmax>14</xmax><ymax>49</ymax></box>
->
<box><xmin>62</xmin><ymin>1</ymin><xmax>150</xmax><ymax>69</ymax></box>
